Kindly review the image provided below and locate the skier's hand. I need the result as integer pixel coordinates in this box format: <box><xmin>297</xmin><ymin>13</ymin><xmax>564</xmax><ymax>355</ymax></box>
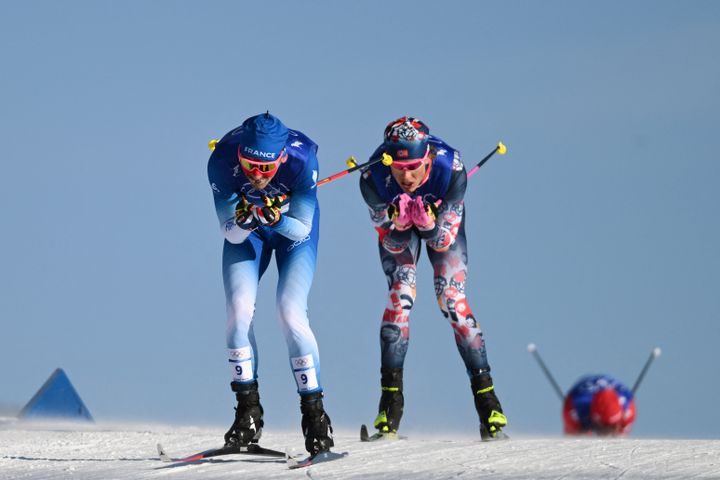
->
<box><xmin>254</xmin><ymin>194</ymin><xmax>287</xmax><ymax>226</ymax></box>
<box><xmin>235</xmin><ymin>194</ymin><xmax>256</xmax><ymax>229</ymax></box>
<box><xmin>409</xmin><ymin>196</ymin><xmax>437</xmax><ymax>230</ymax></box>
<box><xmin>387</xmin><ymin>193</ymin><xmax>413</xmax><ymax>231</ymax></box>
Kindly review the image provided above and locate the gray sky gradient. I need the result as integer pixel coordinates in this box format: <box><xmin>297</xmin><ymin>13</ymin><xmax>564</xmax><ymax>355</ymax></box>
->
<box><xmin>1</xmin><ymin>1</ymin><xmax>718</xmax><ymax>438</ymax></box>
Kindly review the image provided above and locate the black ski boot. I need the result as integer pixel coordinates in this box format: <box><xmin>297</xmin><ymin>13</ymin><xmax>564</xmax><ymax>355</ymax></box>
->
<box><xmin>300</xmin><ymin>392</ymin><xmax>334</xmax><ymax>455</ymax></box>
<box><xmin>374</xmin><ymin>367</ymin><xmax>404</xmax><ymax>434</ymax></box>
<box><xmin>471</xmin><ymin>371</ymin><xmax>508</xmax><ymax>440</ymax></box>
<box><xmin>224</xmin><ymin>381</ymin><xmax>264</xmax><ymax>448</ymax></box>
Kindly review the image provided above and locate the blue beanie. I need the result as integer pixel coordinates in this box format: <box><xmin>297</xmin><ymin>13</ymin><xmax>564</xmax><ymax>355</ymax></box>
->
<box><xmin>237</xmin><ymin>112</ymin><xmax>289</xmax><ymax>161</ymax></box>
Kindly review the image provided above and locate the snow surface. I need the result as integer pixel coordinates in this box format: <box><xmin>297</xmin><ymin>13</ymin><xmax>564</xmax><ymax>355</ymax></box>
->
<box><xmin>1</xmin><ymin>419</ymin><xmax>719</xmax><ymax>479</ymax></box>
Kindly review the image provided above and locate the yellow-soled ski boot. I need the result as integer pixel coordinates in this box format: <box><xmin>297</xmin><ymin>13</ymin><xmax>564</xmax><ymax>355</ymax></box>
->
<box><xmin>374</xmin><ymin>367</ymin><xmax>404</xmax><ymax>436</ymax></box>
<box><xmin>471</xmin><ymin>372</ymin><xmax>508</xmax><ymax>441</ymax></box>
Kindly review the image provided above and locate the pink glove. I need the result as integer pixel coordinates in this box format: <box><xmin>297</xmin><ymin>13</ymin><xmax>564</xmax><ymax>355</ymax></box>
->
<box><xmin>410</xmin><ymin>196</ymin><xmax>436</xmax><ymax>230</ymax></box>
<box><xmin>388</xmin><ymin>193</ymin><xmax>413</xmax><ymax>231</ymax></box>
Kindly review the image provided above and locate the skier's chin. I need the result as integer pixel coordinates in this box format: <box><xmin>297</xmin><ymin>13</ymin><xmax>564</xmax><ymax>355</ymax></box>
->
<box><xmin>249</xmin><ymin>177</ymin><xmax>272</xmax><ymax>190</ymax></box>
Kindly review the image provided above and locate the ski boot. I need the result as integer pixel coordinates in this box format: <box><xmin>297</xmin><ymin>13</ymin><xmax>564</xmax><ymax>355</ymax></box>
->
<box><xmin>471</xmin><ymin>371</ymin><xmax>508</xmax><ymax>441</ymax></box>
<box><xmin>300</xmin><ymin>391</ymin><xmax>334</xmax><ymax>455</ymax></box>
<box><xmin>224</xmin><ymin>381</ymin><xmax>264</xmax><ymax>448</ymax></box>
<box><xmin>374</xmin><ymin>367</ymin><xmax>404</xmax><ymax>436</ymax></box>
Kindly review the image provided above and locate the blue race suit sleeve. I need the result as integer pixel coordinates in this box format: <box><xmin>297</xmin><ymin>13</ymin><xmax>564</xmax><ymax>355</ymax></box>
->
<box><xmin>267</xmin><ymin>149</ymin><xmax>318</xmax><ymax>241</ymax></box>
<box><xmin>208</xmin><ymin>158</ymin><xmax>255</xmax><ymax>244</ymax></box>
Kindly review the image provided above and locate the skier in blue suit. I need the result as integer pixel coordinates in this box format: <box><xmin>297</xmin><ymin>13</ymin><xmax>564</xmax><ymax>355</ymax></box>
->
<box><xmin>207</xmin><ymin>112</ymin><xmax>333</xmax><ymax>455</ymax></box>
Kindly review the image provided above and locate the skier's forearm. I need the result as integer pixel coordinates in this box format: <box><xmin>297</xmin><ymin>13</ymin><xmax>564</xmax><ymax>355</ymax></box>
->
<box><xmin>267</xmin><ymin>189</ymin><xmax>315</xmax><ymax>241</ymax></box>
<box><xmin>361</xmin><ymin>174</ymin><xmax>395</xmax><ymax>233</ymax></box>
<box><xmin>213</xmin><ymin>194</ymin><xmax>253</xmax><ymax>244</ymax></box>
<box><xmin>382</xmin><ymin>228</ymin><xmax>412</xmax><ymax>253</ymax></box>
<box><xmin>426</xmin><ymin>201</ymin><xmax>464</xmax><ymax>252</ymax></box>
<box><xmin>416</xmin><ymin>222</ymin><xmax>439</xmax><ymax>240</ymax></box>
<box><xmin>366</xmin><ymin>205</ymin><xmax>392</xmax><ymax>230</ymax></box>
<box><xmin>424</xmin><ymin>169</ymin><xmax>466</xmax><ymax>251</ymax></box>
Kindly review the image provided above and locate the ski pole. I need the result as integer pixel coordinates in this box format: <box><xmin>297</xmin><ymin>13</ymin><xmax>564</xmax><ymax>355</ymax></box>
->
<box><xmin>527</xmin><ymin>343</ymin><xmax>565</xmax><ymax>401</ymax></box>
<box><xmin>316</xmin><ymin>154</ymin><xmax>393</xmax><ymax>187</ymax></box>
<box><xmin>631</xmin><ymin>347</ymin><xmax>661</xmax><ymax>395</ymax></box>
<box><xmin>323</xmin><ymin>141</ymin><xmax>506</xmax><ymax>185</ymax></box>
<box><xmin>467</xmin><ymin>142</ymin><xmax>507</xmax><ymax>178</ymax></box>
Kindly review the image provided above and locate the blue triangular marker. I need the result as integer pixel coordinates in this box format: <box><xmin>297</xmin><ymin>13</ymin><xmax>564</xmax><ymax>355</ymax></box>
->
<box><xmin>19</xmin><ymin>368</ymin><xmax>93</xmax><ymax>422</ymax></box>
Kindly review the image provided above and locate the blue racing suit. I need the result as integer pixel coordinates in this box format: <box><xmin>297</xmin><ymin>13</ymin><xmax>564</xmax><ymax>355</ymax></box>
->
<box><xmin>207</xmin><ymin>127</ymin><xmax>323</xmax><ymax>394</ymax></box>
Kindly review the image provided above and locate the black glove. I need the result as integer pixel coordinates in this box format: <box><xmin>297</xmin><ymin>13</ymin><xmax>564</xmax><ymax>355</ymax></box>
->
<box><xmin>254</xmin><ymin>194</ymin><xmax>287</xmax><ymax>227</ymax></box>
<box><xmin>235</xmin><ymin>194</ymin><xmax>256</xmax><ymax>229</ymax></box>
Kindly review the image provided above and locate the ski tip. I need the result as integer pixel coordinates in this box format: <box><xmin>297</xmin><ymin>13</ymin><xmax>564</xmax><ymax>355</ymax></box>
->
<box><xmin>287</xmin><ymin>451</ymin><xmax>349</xmax><ymax>469</ymax></box>
<box><xmin>285</xmin><ymin>448</ymin><xmax>307</xmax><ymax>469</ymax></box>
<box><xmin>156</xmin><ymin>443</ymin><xmax>171</xmax><ymax>462</ymax></box>
<box><xmin>360</xmin><ymin>425</ymin><xmax>406</xmax><ymax>442</ymax></box>
<box><xmin>527</xmin><ymin>343</ymin><xmax>537</xmax><ymax>353</ymax></box>
<box><xmin>653</xmin><ymin>347</ymin><xmax>662</xmax><ymax>357</ymax></box>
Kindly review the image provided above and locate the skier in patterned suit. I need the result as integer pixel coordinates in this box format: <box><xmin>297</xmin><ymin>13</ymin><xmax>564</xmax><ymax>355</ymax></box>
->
<box><xmin>359</xmin><ymin>117</ymin><xmax>508</xmax><ymax>440</ymax></box>
<box><xmin>207</xmin><ymin>112</ymin><xmax>333</xmax><ymax>455</ymax></box>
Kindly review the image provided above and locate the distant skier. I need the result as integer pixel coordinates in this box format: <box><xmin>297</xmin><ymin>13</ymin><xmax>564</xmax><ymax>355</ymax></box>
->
<box><xmin>529</xmin><ymin>344</ymin><xmax>658</xmax><ymax>436</ymax></box>
<box><xmin>359</xmin><ymin>116</ymin><xmax>508</xmax><ymax>440</ymax></box>
<box><xmin>207</xmin><ymin>112</ymin><xmax>333</xmax><ymax>455</ymax></box>
<box><xmin>563</xmin><ymin>374</ymin><xmax>636</xmax><ymax>435</ymax></box>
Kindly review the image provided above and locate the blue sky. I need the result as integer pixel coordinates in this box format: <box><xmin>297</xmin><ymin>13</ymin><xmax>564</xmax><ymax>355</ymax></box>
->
<box><xmin>1</xmin><ymin>1</ymin><xmax>718</xmax><ymax>439</ymax></box>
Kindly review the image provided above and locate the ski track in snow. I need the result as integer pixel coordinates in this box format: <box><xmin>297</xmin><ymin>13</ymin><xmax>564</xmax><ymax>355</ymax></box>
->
<box><xmin>1</xmin><ymin>421</ymin><xmax>719</xmax><ymax>479</ymax></box>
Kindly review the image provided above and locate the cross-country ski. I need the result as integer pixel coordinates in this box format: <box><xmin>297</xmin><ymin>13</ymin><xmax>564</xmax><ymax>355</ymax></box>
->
<box><xmin>156</xmin><ymin>442</ymin><xmax>285</xmax><ymax>464</ymax></box>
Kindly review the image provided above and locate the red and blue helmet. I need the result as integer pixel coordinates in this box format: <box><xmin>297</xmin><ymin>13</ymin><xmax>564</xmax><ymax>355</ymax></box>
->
<box><xmin>383</xmin><ymin>116</ymin><xmax>430</xmax><ymax>161</ymax></box>
<box><xmin>590</xmin><ymin>388</ymin><xmax>624</xmax><ymax>432</ymax></box>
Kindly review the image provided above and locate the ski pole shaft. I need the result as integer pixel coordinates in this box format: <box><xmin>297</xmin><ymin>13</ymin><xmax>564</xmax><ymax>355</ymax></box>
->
<box><xmin>631</xmin><ymin>347</ymin><xmax>661</xmax><ymax>395</ymax></box>
<box><xmin>467</xmin><ymin>142</ymin><xmax>507</xmax><ymax>178</ymax></box>
<box><xmin>527</xmin><ymin>343</ymin><xmax>565</xmax><ymax>401</ymax></box>
<box><xmin>317</xmin><ymin>154</ymin><xmax>393</xmax><ymax>187</ymax></box>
